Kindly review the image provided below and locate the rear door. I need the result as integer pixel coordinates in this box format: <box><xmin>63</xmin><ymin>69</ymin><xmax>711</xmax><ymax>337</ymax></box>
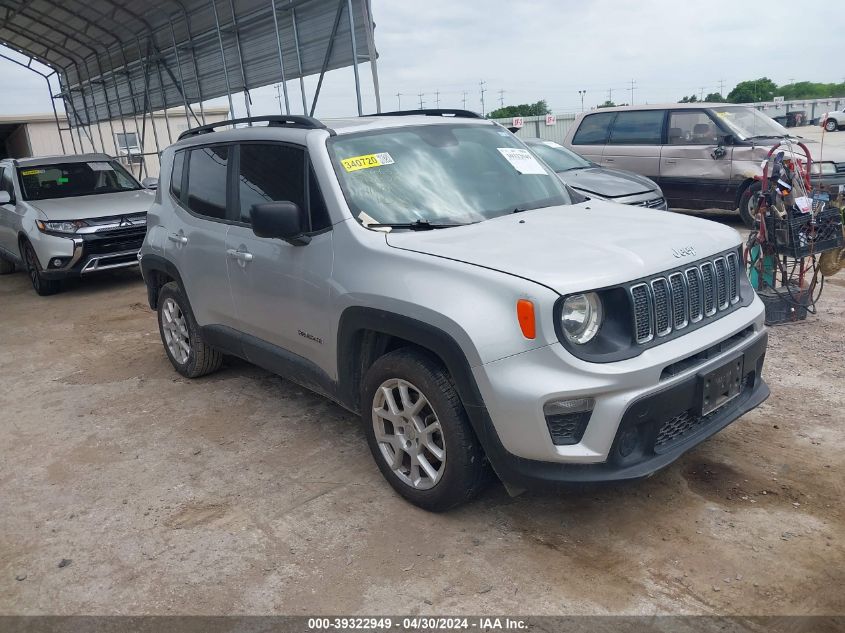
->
<box><xmin>659</xmin><ymin>110</ymin><xmax>734</xmax><ymax>210</ymax></box>
<box><xmin>600</xmin><ymin>110</ymin><xmax>664</xmax><ymax>178</ymax></box>
<box><xmin>568</xmin><ymin>111</ymin><xmax>615</xmax><ymax>163</ymax></box>
<box><xmin>225</xmin><ymin>142</ymin><xmax>335</xmax><ymax>376</ymax></box>
<box><xmin>166</xmin><ymin>144</ymin><xmax>237</xmax><ymax>328</ymax></box>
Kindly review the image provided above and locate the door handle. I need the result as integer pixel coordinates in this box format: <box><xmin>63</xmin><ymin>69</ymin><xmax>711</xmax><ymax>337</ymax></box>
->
<box><xmin>226</xmin><ymin>248</ymin><xmax>253</xmax><ymax>263</ymax></box>
<box><xmin>168</xmin><ymin>233</ymin><xmax>188</xmax><ymax>244</ymax></box>
<box><xmin>604</xmin><ymin>158</ymin><xmax>614</xmax><ymax>162</ymax></box>
<box><xmin>664</xmin><ymin>159</ymin><xmax>678</xmax><ymax>165</ymax></box>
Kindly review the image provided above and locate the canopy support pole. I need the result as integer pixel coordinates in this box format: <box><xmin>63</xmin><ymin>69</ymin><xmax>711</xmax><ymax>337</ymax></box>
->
<box><xmin>269</xmin><ymin>0</ymin><xmax>291</xmax><ymax>115</ymax></box>
<box><xmin>309</xmin><ymin>0</ymin><xmax>344</xmax><ymax>117</ymax></box>
<box><xmin>346</xmin><ymin>0</ymin><xmax>363</xmax><ymax>116</ymax></box>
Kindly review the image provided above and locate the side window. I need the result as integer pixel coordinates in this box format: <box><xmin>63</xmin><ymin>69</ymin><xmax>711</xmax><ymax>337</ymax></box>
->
<box><xmin>0</xmin><ymin>167</ymin><xmax>14</xmax><ymax>198</ymax></box>
<box><xmin>571</xmin><ymin>112</ymin><xmax>615</xmax><ymax>145</ymax></box>
<box><xmin>186</xmin><ymin>145</ymin><xmax>229</xmax><ymax>219</ymax></box>
<box><xmin>608</xmin><ymin>110</ymin><xmax>664</xmax><ymax>145</ymax></box>
<box><xmin>170</xmin><ymin>150</ymin><xmax>185</xmax><ymax>202</ymax></box>
<box><xmin>668</xmin><ymin>111</ymin><xmax>721</xmax><ymax>145</ymax></box>
<box><xmin>237</xmin><ymin>143</ymin><xmax>305</xmax><ymax>225</ymax></box>
<box><xmin>308</xmin><ymin>166</ymin><xmax>331</xmax><ymax>232</ymax></box>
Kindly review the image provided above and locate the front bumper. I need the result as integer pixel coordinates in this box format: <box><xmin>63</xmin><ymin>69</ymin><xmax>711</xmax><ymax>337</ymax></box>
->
<box><xmin>471</xmin><ymin>302</ymin><xmax>769</xmax><ymax>488</ymax></box>
<box><xmin>33</xmin><ymin>226</ymin><xmax>146</xmax><ymax>279</ymax></box>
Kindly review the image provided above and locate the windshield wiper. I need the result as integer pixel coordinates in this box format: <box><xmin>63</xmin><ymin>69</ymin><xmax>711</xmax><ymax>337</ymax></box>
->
<box><xmin>367</xmin><ymin>219</ymin><xmax>467</xmax><ymax>230</ymax></box>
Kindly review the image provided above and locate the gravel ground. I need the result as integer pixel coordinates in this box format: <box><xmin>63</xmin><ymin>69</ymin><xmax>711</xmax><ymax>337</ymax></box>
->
<box><xmin>1</xmin><ymin>125</ymin><xmax>843</xmax><ymax>616</ymax></box>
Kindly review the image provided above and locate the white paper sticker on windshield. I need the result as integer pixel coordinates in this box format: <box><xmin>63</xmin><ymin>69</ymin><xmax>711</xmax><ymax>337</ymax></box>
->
<box><xmin>542</xmin><ymin>141</ymin><xmax>564</xmax><ymax>148</ymax></box>
<box><xmin>87</xmin><ymin>161</ymin><xmax>114</xmax><ymax>171</ymax></box>
<box><xmin>497</xmin><ymin>148</ymin><xmax>547</xmax><ymax>175</ymax></box>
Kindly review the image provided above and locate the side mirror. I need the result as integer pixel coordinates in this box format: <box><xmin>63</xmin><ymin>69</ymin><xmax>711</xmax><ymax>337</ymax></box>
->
<box><xmin>0</xmin><ymin>191</ymin><xmax>10</xmax><ymax>205</ymax></box>
<box><xmin>141</xmin><ymin>177</ymin><xmax>159</xmax><ymax>190</ymax></box>
<box><xmin>250</xmin><ymin>201</ymin><xmax>310</xmax><ymax>245</ymax></box>
<box><xmin>711</xmin><ymin>137</ymin><xmax>729</xmax><ymax>160</ymax></box>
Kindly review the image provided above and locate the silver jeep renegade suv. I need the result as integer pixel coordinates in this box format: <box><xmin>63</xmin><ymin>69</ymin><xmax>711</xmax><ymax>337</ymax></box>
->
<box><xmin>139</xmin><ymin>111</ymin><xmax>769</xmax><ymax>511</ymax></box>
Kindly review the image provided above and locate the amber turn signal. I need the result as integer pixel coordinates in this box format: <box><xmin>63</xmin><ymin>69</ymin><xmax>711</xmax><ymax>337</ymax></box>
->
<box><xmin>516</xmin><ymin>299</ymin><xmax>536</xmax><ymax>339</ymax></box>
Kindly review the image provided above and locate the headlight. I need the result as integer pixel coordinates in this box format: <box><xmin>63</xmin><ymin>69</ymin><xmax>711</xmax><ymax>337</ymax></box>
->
<box><xmin>36</xmin><ymin>219</ymin><xmax>88</xmax><ymax>234</ymax></box>
<box><xmin>560</xmin><ymin>292</ymin><xmax>603</xmax><ymax>344</ymax></box>
<box><xmin>809</xmin><ymin>162</ymin><xmax>836</xmax><ymax>176</ymax></box>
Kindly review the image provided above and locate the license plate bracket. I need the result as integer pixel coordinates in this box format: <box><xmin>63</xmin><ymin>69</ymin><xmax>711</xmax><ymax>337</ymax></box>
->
<box><xmin>699</xmin><ymin>356</ymin><xmax>744</xmax><ymax>416</ymax></box>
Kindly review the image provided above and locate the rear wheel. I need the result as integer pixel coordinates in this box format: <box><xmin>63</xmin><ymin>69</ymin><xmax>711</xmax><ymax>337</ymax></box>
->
<box><xmin>22</xmin><ymin>241</ymin><xmax>61</xmax><ymax>296</ymax></box>
<box><xmin>361</xmin><ymin>348</ymin><xmax>488</xmax><ymax>511</ymax></box>
<box><xmin>825</xmin><ymin>118</ymin><xmax>838</xmax><ymax>132</ymax></box>
<box><xmin>738</xmin><ymin>181</ymin><xmax>761</xmax><ymax>229</ymax></box>
<box><xmin>156</xmin><ymin>281</ymin><xmax>222</xmax><ymax>378</ymax></box>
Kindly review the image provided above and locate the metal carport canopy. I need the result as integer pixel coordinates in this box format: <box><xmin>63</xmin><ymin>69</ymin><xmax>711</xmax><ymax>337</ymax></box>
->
<box><xmin>0</xmin><ymin>0</ymin><xmax>379</xmax><ymax>129</ymax></box>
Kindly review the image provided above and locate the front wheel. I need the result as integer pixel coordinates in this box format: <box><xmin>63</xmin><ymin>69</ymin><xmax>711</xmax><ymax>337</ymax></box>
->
<box><xmin>738</xmin><ymin>181</ymin><xmax>762</xmax><ymax>229</ymax></box>
<box><xmin>361</xmin><ymin>348</ymin><xmax>488</xmax><ymax>511</ymax></box>
<box><xmin>22</xmin><ymin>241</ymin><xmax>61</xmax><ymax>296</ymax></box>
<box><xmin>825</xmin><ymin>119</ymin><xmax>838</xmax><ymax>132</ymax></box>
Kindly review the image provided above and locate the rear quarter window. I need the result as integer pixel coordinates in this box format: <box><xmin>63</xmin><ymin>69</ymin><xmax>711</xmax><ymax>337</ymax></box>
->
<box><xmin>608</xmin><ymin>110</ymin><xmax>665</xmax><ymax>145</ymax></box>
<box><xmin>572</xmin><ymin>112</ymin><xmax>616</xmax><ymax>145</ymax></box>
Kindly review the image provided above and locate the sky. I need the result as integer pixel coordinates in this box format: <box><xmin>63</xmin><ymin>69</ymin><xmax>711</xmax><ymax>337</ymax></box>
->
<box><xmin>1</xmin><ymin>0</ymin><xmax>843</xmax><ymax>120</ymax></box>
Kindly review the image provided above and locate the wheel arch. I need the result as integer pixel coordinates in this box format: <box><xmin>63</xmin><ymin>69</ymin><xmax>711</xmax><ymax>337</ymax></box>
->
<box><xmin>139</xmin><ymin>254</ymin><xmax>184</xmax><ymax>311</ymax></box>
<box><xmin>734</xmin><ymin>177</ymin><xmax>758</xmax><ymax>209</ymax></box>
<box><xmin>336</xmin><ymin>307</ymin><xmax>486</xmax><ymax>417</ymax></box>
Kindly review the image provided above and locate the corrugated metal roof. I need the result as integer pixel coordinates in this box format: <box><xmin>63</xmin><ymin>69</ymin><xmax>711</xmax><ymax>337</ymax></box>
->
<box><xmin>0</xmin><ymin>0</ymin><xmax>376</xmax><ymax>125</ymax></box>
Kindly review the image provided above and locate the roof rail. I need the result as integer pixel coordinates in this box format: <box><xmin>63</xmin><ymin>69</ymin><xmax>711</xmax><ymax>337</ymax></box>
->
<box><xmin>178</xmin><ymin>115</ymin><xmax>329</xmax><ymax>141</ymax></box>
<box><xmin>363</xmin><ymin>109</ymin><xmax>485</xmax><ymax>119</ymax></box>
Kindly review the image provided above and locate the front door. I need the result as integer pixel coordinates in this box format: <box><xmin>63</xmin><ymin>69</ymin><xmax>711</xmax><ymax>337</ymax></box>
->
<box><xmin>659</xmin><ymin>110</ymin><xmax>734</xmax><ymax>210</ymax></box>
<box><xmin>0</xmin><ymin>167</ymin><xmax>19</xmax><ymax>256</ymax></box>
<box><xmin>225</xmin><ymin>143</ymin><xmax>335</xmax><ymax>376</ymax></box>
<box><xmin>599</xmin><ymin>109</ymin><xmax>664</xmax><ymax>178</ymax></box>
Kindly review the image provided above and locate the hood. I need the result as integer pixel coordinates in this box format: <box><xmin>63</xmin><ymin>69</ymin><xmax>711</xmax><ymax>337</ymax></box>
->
<box><xmin>747</xmin><ymin>137</ymin><xmax>845</xmax><ymax>163</ymax></box>
<box><xmin>385</xmin><ymin>201</ymin><xmax>740</xmax><ymax>295</ymax></box>
<box><xmin>27</xmin><ymin>190</ymin><xmax>155</xmax><ymax>221</ymax></box>
<box><xmin>559</xmin><ymin>166</ymin><xmax>657</xmax><ymax>198</ymax></box>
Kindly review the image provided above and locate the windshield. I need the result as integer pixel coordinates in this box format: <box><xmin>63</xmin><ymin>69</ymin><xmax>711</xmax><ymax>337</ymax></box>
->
<box><xmin>17</xmin><ymin>160</ymin><xmax>141</xmax><ymax>201</ymax></box>
<box><xmin>710</xmin><ymin>106</ymin><xmax>791</xmax><ymax>140</ymax></box>
<box><xmin>328</xmin><ymin>124</ymin><xmax>571</xmax><ymax>226</ymax></box>
<box><xmin>526</xmin><ymin>141</ymin><xmax>591</xmax><ymax>172</ymax></box>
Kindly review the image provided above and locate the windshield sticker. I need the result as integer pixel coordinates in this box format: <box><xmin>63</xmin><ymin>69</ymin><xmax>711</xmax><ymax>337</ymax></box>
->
<box><xmin>496</xmin><ymin>148</ymin><xmax>547</xmax><ymax>175</ymax></box>
<box><xmin>21</xmin><ymin>169</ymin><xmax>43</xmax><ymax>176</ymax></box>
<box><xmin>543</xmin><ymin>141</ymin><xmax>564</xmax><ymax>148</ymax></box>
<box><xmin>341</xmin><ymin>152</ymin><xmax>395</xmax><ymax>172</ymax></box>
<box><xmin>57</xmin><ymin>177</ymin><xmax>69</xmax><ymax>184</ymax></box>
<box><xmin>87</xmin><ymin>161</ymin><xmax>114</xmax><ymax>171</ymax></box>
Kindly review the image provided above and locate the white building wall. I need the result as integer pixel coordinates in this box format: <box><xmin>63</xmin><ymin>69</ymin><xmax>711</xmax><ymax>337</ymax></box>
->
<box><xmin>23</xmin><ymin>107</ymin><xmax>229</xmax><ymax>177</ymax></box>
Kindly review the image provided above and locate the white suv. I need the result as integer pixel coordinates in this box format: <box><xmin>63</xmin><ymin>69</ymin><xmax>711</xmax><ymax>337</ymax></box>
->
<box><xmin>0</xmin><ymin>154</ymin><xmax>154</xmax><ymax>295</ymax></box>
<box><xmin>139</xmin><ymin>111</ymin><xmax>769</xmax><ymax>511</ymax></box>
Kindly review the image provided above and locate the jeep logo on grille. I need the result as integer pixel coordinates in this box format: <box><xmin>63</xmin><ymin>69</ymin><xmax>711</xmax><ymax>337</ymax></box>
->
<box><xmin>672</xmin><ymin>246</ymin><xmax>696</xmax><ymax>258</ymax></box>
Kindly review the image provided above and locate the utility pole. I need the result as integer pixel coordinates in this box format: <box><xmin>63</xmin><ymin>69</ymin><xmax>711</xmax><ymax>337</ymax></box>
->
<box><xmin>718</xmin><ymin>79</ymin><xmax>725</xmax><ymax>98</ymax></box>
<box><xmin>396</xmin><ymin>92</ymin><xmax>402</xmax><ymax>109</ymax></box>
<box><xmin>578</xmin><ymin>89</ymin><xmax>586</xmax><ymax>111</ymax></box>
<box><xmin>629</xmin><ymin>79</ymin><xmax>636</xmax><ymax>105</ymax></box>
<box><xmin>461</xmin><ymin>91</ymin><xmax>468</xmax><ymax>109</ymax></box>
<box><xmin>434</xmin><ymin>90</ymin><xmax>440</xmax><ymax>108</ymax></box>
<box><xmin>607</xmin><ymin>87</ymin><xmax>613</xmax><ymax>105</ymax></box>
<box><xmin>498</xmin><ymin>89</ymin><xmax>505</xmax><ymax>108</ymax></box>
<box><xmin>699</xmin><ymin>86</ymin><xmax>705</xmax><ymax>100</ymax></box>
<box><xmin>418</xmin><ymin>92</ymin><xmax>425</xmax><ymax>109</ymax></box>
<box><xmin>479</xmin><ymin>80</ymin><xmax>487</xmax><ymax>116</ymax></box>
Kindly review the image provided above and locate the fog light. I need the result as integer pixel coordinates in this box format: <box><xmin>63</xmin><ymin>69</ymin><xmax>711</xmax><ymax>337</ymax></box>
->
<box><xmin>543</xmin><ymin>397</ymin><xmax>594</xmax><ymax>445</ymax></box>
<box><xmin>49</xmin><ymin>258</ymin><xmax>67</xmax><ymax>269</ymax></box>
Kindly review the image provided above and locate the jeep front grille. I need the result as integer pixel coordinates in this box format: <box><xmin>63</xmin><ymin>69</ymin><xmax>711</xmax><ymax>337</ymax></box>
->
<box><xmin>629</xmin><ymin>251</ymin><xmax>740</xmax><ymax>345</ymax></box>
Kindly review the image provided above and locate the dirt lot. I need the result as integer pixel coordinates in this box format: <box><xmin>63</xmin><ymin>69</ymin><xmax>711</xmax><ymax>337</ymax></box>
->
<box><xmin>1</xmin><ymin>129</ymin><xmax>844</xmax><ymax>616</ymax></box>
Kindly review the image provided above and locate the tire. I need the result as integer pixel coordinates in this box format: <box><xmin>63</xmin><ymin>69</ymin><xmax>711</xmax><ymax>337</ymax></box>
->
<box><xmin>738</xmin><ymin>181</ymin><xmax>761</xmax><ymax>229</ymax></box>
<box><xmin>361</xmin><ymin>348</ymin><xmax>488</xmax><ymax>511</ymax></box>
<box><xmin>824</xmin><ymin>118</ymin><xmax>838</xmax><ymax>132</ymax></box>
<box><xmin>156</xmin><ymin>281</ymin><xmax>222</xmax><ymax>378</ymax></box>
<box><xmin>0</xmin><ymin>256</ymin><xmax>14</xmax><ymax>274</ymax></box>
<box><xmin>21</xmin><ymin>240</ymin><xmax>61</xmax><ymax>296</ymax></box>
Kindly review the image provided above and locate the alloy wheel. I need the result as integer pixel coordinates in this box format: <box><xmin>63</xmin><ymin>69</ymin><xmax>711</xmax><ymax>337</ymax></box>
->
<box><xmin>24</xmin><ymin>244</ymin><xmax>40</xmax><ymax>291</ymax></box>
<box><xmin>161</xmin><ymin>297</ymin><xmax>191</xmax><ymax>364</ymax></box>
<box><xmin>372</xmin><ymin>378</ymin><xmax>446</xmax><ymax>490</ymax></box>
